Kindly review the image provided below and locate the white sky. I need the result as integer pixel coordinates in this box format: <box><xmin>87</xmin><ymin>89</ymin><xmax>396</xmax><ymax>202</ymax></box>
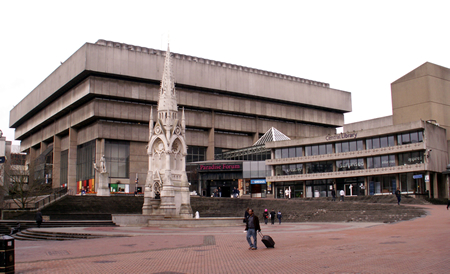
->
<box><xmin>1</xmin><ymin>0</ymin><xmax>449</xmax><ymax>145</ymax></box>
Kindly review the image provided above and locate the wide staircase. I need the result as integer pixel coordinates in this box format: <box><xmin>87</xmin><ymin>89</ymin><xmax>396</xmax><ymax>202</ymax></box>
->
<box><xmin>2</xmin><ymin>195</ymin><xmax>429</xmax><ymax>240</ymax></box>
<box><xmin>191</xmin><ymin>195</ymin><xmax>429</xmax><ymax>223</ymax></box>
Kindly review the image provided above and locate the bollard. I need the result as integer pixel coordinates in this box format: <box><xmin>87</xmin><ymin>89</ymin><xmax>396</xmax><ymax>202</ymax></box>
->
<box><xmin>0</xmin><ymin>235</ymin><xmax>14</xmax><ymax>274</ymax></box>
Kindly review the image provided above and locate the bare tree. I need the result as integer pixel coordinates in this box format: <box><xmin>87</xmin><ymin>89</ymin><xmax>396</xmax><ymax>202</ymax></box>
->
<box><xmin>2</xmin><ymin>154</ymin><xmax>50</xmax><ymax>209</ymax></box>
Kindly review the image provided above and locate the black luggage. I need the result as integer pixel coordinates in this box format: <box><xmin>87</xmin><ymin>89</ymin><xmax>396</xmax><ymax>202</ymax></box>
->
<box><xmin>259</xmin><ymin>232</ymin><xmax>275</xmax><ymax>248</ymax></box>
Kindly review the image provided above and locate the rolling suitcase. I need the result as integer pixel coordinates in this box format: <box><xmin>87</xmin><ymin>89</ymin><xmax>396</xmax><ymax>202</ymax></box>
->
<box><xmin>259</xmin><ymin>231</ymin><xmax>275</xmax><ymax>248</ymax></box>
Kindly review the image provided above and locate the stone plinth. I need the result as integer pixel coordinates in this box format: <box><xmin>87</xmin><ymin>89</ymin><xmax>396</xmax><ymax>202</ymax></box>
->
<box><xmin>96</xmin><ymin>172</ymin><xmax>110</xmax><ymax>196</ymax></box>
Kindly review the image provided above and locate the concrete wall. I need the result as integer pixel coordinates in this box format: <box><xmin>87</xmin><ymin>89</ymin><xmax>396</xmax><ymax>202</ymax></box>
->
<box><xmin>392</xmin><ymin>62</ymin><xmax>450</xmax><ymax>141</ymax></box>
<box><xmin>11</xmin><ymin>40</ymin><xmax>351</xmax><ymax>129</ymax></box>
<box><xmin>344</xmin><ymin>116</ymin><xmax>393</xmax><ymax>132</ymax></box>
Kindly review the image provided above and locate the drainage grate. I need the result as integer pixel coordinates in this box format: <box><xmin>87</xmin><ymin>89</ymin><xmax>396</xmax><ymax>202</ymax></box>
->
<box><xmin>93</xmin><ymin>260</ymin><xmax>117</xmax><ymax>264</ymax></box>
<box><xmin>379</xmin><ymin>241</ymin><xmax>406</xmax><ymax>245</ymax></box>
<box><xmin>47</xmin><ymin>250</ymin><xmax>70</xmax><ymax>256</ymax></box>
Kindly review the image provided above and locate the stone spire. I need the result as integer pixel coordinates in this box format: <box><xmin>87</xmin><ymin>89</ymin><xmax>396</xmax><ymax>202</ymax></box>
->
<box><xmin>157</xmin><ymin>44</ymin><xmax>178</xmax><ymax>127</ymax></box>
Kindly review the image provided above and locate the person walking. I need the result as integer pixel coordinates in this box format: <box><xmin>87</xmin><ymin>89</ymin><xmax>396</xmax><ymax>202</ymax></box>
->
<box><xmin>244</xmin><ymin>209</ymin><xmax>261</xmax><ymax>250</ymax></box>
<box><xmin>35</xmin><ymin>210</ymin><xmax>43</xmax><ymax>228</ymax></box>
<box><xmin>277</xmin><ymin>210</ymin><xmax>282</xmax><ymax>225</ymax></box>
<box><xmin>395</xmin><ymin>188</ymin><xmax>401</xmax><ymax>205</ymax></box>
<box><xmin>218</xmin><ymin>187</ymin><xmax>222</xmax><ymax>197</ymax></box>
<box><xmin>331</xmin><ymin>188</ymin><xmax>336</xmax><ymax>202</ymax></box>
<box><xmin>233</xmin><ymin>187</ymin><xmax>239</xmax><ymax>198</ymax></box>
<box><xmin>270</xmin><ymin>209</ymin><xmax>276</xmax><ymax>225</ymax></box>
<box><xmin>244</xmin><ymin>207</ymin><xmax>250</xmax><ymax>223</ymax></box>
<box><xmin>263</xmin><ymin>209</ymin><xmax>269</xmax><ymax>225</ymax></box>
<box><xmin>339</xmin><ymin>189</ymin><xmax>345</xmax><ymax>202</ymax></box>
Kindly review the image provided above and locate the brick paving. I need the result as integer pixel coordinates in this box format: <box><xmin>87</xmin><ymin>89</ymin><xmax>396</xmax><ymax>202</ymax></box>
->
<box><xmin>14</xmin><ymin>204</ymin><xmax>449</xmax><ymax>273</ymax></box>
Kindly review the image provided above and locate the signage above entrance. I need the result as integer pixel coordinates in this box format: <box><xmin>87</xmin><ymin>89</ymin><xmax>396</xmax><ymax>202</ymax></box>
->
<box><xmin>413</xmin><ymin>174</ymin><xmax>423</xmax><ymax>179</ymax></box>
<box><xmin>326</xmin><ymin>132</ymin><xmax>357</xmax><ymax>141</ymax></box>
<box><xmin>251</xmin><ymin>179</ymin><xmax>266</xmax><ymax>184</ymax></box>
<box><xmin>199</xmin><ymin>164</ymin><xmax>242</xmax><ymax>172</ymax></box>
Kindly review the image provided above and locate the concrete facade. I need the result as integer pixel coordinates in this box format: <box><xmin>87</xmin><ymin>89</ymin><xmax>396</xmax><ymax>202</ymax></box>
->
<box><xmin>391</xmin><ymin>62</ymin><xmax>450</xmax><ymax>159</ymax></box>
<box><xmin>9</xmin><ymin>40</ymin><xmax>351</xmax><ymax>194</ymax></box>
<box><xmin>266</xmin><ymin>120</ymin><xmax>448</xmax><ymax>199</ymax></box>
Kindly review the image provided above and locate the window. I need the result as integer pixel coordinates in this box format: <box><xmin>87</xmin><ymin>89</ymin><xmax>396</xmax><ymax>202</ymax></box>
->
<box><xmin>398</xmin><ymin>151</ymin><xmax>424</xmax><ymax>165</ymax></box>
<box><xmin>306</xmin><ymin>161</ymin><xmax>333</xmax><ymax>174</ymax></box>
<box><xmin>105</xmin><ymin>140</ymin><xmax>130</xmax><ymax>178</ymax></box>
<box><xmin>295</xmin><ymin>147</ymin><xmax>303</xmax><ymax>157</ymax></box>
<box><xmin>76</xmin><ymin>141</ymin><xmax>95</xmax><ymax>181</ymax></box>
<box><xmin>187</xmin><ymin>146</ymin><xmax>206</xmax><ymax>162</ymax></box>
<box><xmin>275</xmin><ymin>149</ymin><xmax>281</xmax><ymax>159</ymax></box>
<box><xmin>336</xmin><ymin>158</ymin><xmax>364</xmax><ymax>171</ymax></box>
<box><xmin>367</xmin><ymin>155</ymin><xmax>396</xmax><ymax>169</ymax></box>
<box><xmin>397</xmin><ymin>131</ymin><xmax>423</xmax><ymax>145</ymax></box>
<box><xmin>336</xmin><ymin>140</ymin><xmax>362</xmax><ymax>153</ymax></box>
<box><xmin>60</xmin><ymin>150</ymin><xmax>68</xmax><ymax>186</ymax></box>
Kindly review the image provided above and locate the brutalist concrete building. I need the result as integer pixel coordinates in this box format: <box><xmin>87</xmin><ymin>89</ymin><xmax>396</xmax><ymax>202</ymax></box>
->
<box><xmin>9</xmin><ymin>40</ymin><xmax>351</xmax><ymax>195</ymax></box>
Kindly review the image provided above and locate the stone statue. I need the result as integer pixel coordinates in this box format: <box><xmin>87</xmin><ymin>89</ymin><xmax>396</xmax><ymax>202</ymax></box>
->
<box><xmin>94</xmin><ymin>155</ymin><xmax>107</xmax><ymax>174</ymax></box>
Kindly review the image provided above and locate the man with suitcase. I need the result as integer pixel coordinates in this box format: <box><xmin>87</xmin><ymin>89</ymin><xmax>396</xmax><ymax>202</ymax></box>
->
<box><xmin>244</xmin><ymin>209</ymin><xmax>261</xmax><ymax>250</ymax></box>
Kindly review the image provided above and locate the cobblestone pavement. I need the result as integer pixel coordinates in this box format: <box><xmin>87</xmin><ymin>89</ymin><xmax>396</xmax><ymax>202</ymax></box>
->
<box><xmin>15</xmin><ymin>204</ymin><xmax>449</xmax><ymax>273</ymax></box>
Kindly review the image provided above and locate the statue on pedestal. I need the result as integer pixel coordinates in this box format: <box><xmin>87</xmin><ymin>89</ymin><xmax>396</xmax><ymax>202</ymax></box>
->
<box><xmin>94</xmin><ymin>155</ymin><xmax>110</xmax><ymax>196</ymax></box>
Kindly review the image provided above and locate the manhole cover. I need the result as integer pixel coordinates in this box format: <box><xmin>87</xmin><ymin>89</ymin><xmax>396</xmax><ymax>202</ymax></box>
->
<box><xmin>203</xmin><ymin>235</ymin><xmax>216</xmax><ymax>246</ymax></box>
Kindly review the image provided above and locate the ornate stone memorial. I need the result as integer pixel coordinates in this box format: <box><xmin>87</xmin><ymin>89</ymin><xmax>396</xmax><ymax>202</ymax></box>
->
<box><xmin>142</xmin><ymin>45</ymin><xmax>192</xmax><ymax>218</ymax></box>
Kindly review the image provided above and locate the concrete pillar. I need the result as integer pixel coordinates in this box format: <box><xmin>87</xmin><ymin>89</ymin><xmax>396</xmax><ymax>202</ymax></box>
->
<box><xmin>433</xmin><ymin>173</ymin><xmax>438</xmax><ymax>198</ymax></box>
<box><xmin>53</xmin><ymin>135</ymin><xmax>61</xmax><ymax>189</ymax></box>
<box><xmin>40</xmin><ymin>142</ymin><xmax>48</xmax><ymax>155</ymax></box>
<box><xmin>253</xmin><ymin>117</ymin><xmax>259</xmax><ymax>144</ymax></box>
<box><xmin>425</xmin><ymin>172</ymin><xmax>431</xmax><ymax>198</ymax></box>
<box><xmin>67</xmin><ymin>128</ymin><xmax>78</xmax><ymax>194</ymax></box>
<box><xmin>206</xmin><ymin>111</ymin><xmax>215</xmax><ymax>161</ymax></box>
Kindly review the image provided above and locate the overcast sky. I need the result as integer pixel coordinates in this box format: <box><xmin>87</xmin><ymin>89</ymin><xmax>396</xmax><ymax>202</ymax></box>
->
<box><xmin>1</xmin><ymin>0</ymin><xmax>449</xmax><ymax>145</ymax></box>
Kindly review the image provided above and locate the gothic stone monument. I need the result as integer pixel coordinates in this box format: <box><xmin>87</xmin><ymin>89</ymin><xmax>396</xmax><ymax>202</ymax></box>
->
<box><xmin>142</xmin><ymin>45</ymin><xmax>192</xmax><ymax>218</ymax></box>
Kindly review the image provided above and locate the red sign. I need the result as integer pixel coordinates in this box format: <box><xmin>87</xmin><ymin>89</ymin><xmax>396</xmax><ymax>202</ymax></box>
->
<box><xmin>199</xmin><ymin>164</ymin><xmax>242</xmax><ymax>171</ymax></box>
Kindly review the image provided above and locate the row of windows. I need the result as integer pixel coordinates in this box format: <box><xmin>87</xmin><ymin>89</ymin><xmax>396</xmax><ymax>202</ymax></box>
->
<box><xmin>274</xmin><ymin>152</ymin><xmax>424</xmax><ymax>175</ymax></box>
<box><xmin>274</xmin><ymin>131</ymin><xmax>423</xmax><ymax>159</ymax></box>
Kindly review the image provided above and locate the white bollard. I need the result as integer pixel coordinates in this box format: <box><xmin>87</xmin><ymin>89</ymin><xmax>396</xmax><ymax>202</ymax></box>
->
<box><xmin>195</xmin><ymin>211</ymin><xmax>200</xmax><ymax>219</ymax></box>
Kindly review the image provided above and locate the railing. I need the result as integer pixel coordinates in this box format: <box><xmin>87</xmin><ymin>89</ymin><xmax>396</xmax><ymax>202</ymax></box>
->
<box><xmin>33</xmin><ymin>187</ymin><xmax>68</xmax><ymax>209</ymax></box>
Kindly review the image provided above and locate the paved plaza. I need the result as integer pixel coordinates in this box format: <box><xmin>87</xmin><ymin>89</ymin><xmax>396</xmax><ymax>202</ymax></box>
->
<box><xmin>15</xmin><ymin>204</ymin><xmax>449</xmax><ymax>273</ymax></box>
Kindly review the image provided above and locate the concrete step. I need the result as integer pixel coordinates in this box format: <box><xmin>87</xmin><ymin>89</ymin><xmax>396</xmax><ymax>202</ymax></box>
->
<box><xmin>13</xmin><ymin>229</ymin><xmax>105</xmax><ymax>241</ymax></box>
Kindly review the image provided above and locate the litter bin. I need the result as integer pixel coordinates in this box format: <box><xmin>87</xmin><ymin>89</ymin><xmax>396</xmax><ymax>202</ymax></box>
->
<box><xmin>0</xmin><ymin>235</ymin><xmax>14</xmax><ymax>274</ymax></box>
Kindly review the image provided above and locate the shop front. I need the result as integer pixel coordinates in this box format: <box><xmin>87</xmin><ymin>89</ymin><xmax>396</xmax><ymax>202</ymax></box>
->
<box><xmin>250</xmin><ymin>179</ymin><xmax>267</xmax><ymax>198</ymax></box>
<box><xmin>197</xmin><ymin>162</ymin><xmax>243</xmax><ymax>197</ymax></box>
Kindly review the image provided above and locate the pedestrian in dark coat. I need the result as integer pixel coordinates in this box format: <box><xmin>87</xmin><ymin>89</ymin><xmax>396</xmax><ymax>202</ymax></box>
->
<box><xmin>277</xmin><ymin>211</ymin><xmax>282</xmax><ymax>224</ymax></box>
<box><xmin>263</xmin><ymin>209</ymin><xmax>269</xmax><ymax>225</ymax></box>
<box><xmin>331</xmin><ymin>188</ymin><xmax>336</xmax><ymax>201</ymax></box>
<box><xmin>395</xmin><ymin>188</ymin><xmax>401</xmax><ymax>205</ymax></box>
<box><xmin>270</xmin><ymin>209</ymin><xmax>276</xmax><ymax>225</ymax></box>
<box><xmin>35</xmin><ymin>210</ymin><xmax>43</xmax><ymax>228</ymax></box>
<box><xmin>244</xmin><ymin>207</ymin><xmax>250</xmax><ymax>223</ymax></box>
<box><xmin>245</xmin><ymin>209</ymin><xmax>261</xmax><ymax>250</ymax></box>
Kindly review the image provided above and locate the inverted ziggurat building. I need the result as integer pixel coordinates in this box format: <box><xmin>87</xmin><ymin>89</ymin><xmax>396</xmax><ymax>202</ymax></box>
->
<box><xmin>10</xmin><ymin>40</ymin><xmax>351</xmax><ymax>196</ymax></box>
